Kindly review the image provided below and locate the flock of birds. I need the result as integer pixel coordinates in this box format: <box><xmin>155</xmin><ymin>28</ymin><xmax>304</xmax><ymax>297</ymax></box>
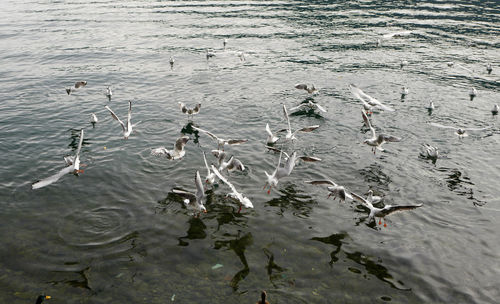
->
<box><xmin>25</xmin><ymin>30</ymin><xmax>498</xmax><ymax>303</ymax></box>
<box><xmin>31</xmin><ymin>37</ymin><xmax>498</xmax><ymax>230</ymax></box>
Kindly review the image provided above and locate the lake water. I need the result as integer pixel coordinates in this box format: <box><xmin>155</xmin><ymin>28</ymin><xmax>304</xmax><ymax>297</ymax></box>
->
<box><xmin>0</xmin><ymin>1</ymin><xmax>499</xmax><ymax>303</ymax></box>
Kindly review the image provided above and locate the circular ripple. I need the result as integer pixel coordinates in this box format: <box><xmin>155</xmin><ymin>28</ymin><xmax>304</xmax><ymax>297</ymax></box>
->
<box><xmin>58</xmin><ymin>206</ymin><xmax>135</xmax><ymax>248</ymax></box>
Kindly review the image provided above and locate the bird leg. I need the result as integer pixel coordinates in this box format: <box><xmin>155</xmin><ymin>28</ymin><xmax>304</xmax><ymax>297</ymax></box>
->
<box><xmin>378</xmin><ymin>218</ymin><xmax>382</xmax><ymax>225</ymax></box>
<box><xmin>237</xmin><ymin>205</ymin><xmax>242</xmax><ymax>213</ymax></box>
<box><xmin>383</xmin><ymin>218</ymin><xmax>387</xmax><ymax>227</ymax></box>
<box><xmin>267</xmin><ymin>186</ymin><xmax>272</xmax><ymax>195</ymax></box>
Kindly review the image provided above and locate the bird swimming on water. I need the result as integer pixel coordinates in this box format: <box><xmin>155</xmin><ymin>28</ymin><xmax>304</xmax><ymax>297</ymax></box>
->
<box><xmin>256</xmin><ymin>290</ymin><xmax>270</xmax><ymax>304</ymax></box>
<box><xmin>36</xmin><ymin>295</ymin><xmax>51</xmax><ymax>304</ymax></box>
<box><xmin>469</xmin><ymin>87</ymin><xmax>477</xmax><ymax>101</ymax></box>
<box><xmin>492</xmin><ymin>104</ymin><xmax>499</xmax><ymax>115</ymax></box>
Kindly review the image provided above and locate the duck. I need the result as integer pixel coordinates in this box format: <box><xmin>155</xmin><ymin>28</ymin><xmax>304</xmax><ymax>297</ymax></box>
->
<box><xmin>257</xmin><ymin>291</ymin><xmax>270</xmax><ymax>304</ymax></box>
<box><xmin>36</xmin><ymin>295</ymin><xmax>51</xmax><ymax>304</ymax></box>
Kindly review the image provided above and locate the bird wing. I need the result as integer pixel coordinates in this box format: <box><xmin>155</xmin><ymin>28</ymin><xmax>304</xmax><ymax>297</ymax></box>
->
<box><xmin>211</xmin><ymin>165</ymin><xmax>237</xmax><ymax>194</ymax></box>
<box><xmin>464</xmin><ymin>126</ymin><xmax>491</xmax><ymax>131</ymax></box>
<box><xmin>202</xmin><ymin>151</ymin><xmax>211</xmax><ymax>174</ymax></box>
<box><xmin>289</xmin><ymin>103</ymin><xmax>308</xmax><ymax>112</ymax></box>
<box><xmin>295</xmin><ymin>83</ymin><xmax>307</xmax><ymax>90</ymax></box>
<box><xmin>192</xmin><ymin>126</ymin><xmax>219</xmax><ymax>141</ymax></box>
<box><xmin>298</xmin><ymin>156</ymin><xmax>321</xmax><ymax>162</ymax></box>
<box><xmin>381</xmin><ymin>134</ymin><xmax>401</xmax><ymax>142</ymax></box>
<box><xmin>352</xmin><ymin>85</ymin><xmax>394</xmax><ymax>111</ymax></box>
<box><xmin>32</xmin><ymin>165</ymin><xmax>74</xmax><ymax>190</ymax></box>
<box><xmin>283</xmin><ymin>104</ymin><xmax>291</xmax><ymax>133</ymax></box>
<box><xmin>178</xmin><ymin>102</ymin><xmax>188</xmax><ymax>114</ymax></box>
<box><xmin>127</xmin><ymin>101</ymin><xmax>132</xmax><ymax>130</ymax></box>
<box><xmin>430</xmin><ymin>122</ymin><xmax>458</xmax><ymax>130</ymax></box>
<box><xmin>105</xmin><ymin>105</ymin><xmax>126</xmax><ymax>132</ymax></box>
<box><xmin>195</xmin><ymin>171</ymin><xmax>205</xmax><ymax>200</ymax></box>
<box><xmin>297</xmin><ymin>125</ymin><xmax>320</xmax><ymax>133</ymax></box>
<box><xmin>305</xmin><ymin>180</ymin><xmax>337</xmax><ymax>187</ymax></box>
<box><xmin>314</xmin><ymin>103</ymin><xmax>327</xmax><ymax>113</ymax></box>
<box><xmin>351</xmin><ymin>192</ymin><xmax>374</xmax><ymax>209</ymax></box>
<box><xmin>174</xmin><ymin>136</ymin><xmax>189</xmax><ymax>153</ymax></box>
<box><xmin>74</xmin><ymin>81</ymin><xmax>86</xmax><ymax>88</ymax></box>
<box><xmin>264</xmin><ymin>146</ymin><xmax>290</xmax><ymax>158</ymax></box>
<box><xmin>280</xmin><ymin>151</ymin><xmax>297</xmax><ymax>177</ymax></box>
<box><xmin>383</xmin><ymin>204</ymin><xmax>423</xmax><ymax>216</ymax></box>
<box><xmin>75</xmin><ymin>129</ymin><xmax>84</xmax><ymax>159</ymax></box>
<box><xmin>361</xmin><ymin>110</ymin><xmax>376</xmax><ymax>138</ymax></box>
<box><xmin>150</xmin><ymin>147</ymin><xmax>170</xmax><ymax>156</ymax></box>
<box><xmin>172</xmin><ymin>189</ymin><xmax>196</xmax><ymax>202</ymax></box>
<box><xmin>265</xmin><ymin>123</ymin><xmax>274</xmax><ymax>137</ymax></box>
<box><xmin>226</xmin><ymin>157</ymin><xmax>245</xmax><ymax>171</ymax></box>
<box><xmin>192</xmin><ymin>103</ymin><xmax>201</xmax><ymax>114</ymax></box>
<box><xmin>227</xmin><ymin>139</ymin><xmax>248</xmax><ymax>145</ymax></box>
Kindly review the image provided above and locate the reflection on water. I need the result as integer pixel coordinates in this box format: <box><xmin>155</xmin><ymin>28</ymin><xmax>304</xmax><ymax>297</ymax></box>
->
<box><xmin>312</xmin><ymin>232</ymin><xmax>409</xmax><ymax>291</ymax></box>
<box><xmin>265</xmin><ymin>184</ymin><xmax>316</xmax><ymax>218</ymax></box>
<box><xmin>50</xmin><ymin>266</ymin><xmax>92</xmax><ymax>291</ymax></box>
<box><xmin>438</xmin><ymin>167</ymin><xmax>487</xmax><ymax>206</ymax></box>
<box><xmin>214</xmin><ymin>232</ymin><xmax>253</xmax><ymax>291</ymax></box>
<box><xmin>178</xmin><ymin>217</ymin><xmax>207</xmax><ymax>246</ymax></box>
<box><xmin>262</xmin><ymin>248</ymin><xmax>289</xmax><ymax>288</ymax></box>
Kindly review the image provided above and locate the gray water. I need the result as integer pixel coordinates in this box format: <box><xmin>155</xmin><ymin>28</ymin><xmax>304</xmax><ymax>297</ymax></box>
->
<box><xmin>1</xmin><ymin>1</ymin><xmax>499</xmax><ymax>303</ymax></box>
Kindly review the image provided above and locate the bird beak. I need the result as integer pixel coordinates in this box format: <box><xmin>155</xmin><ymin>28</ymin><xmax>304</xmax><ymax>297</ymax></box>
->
<box><xmin>203</xmin><ymin>209</ymin><xmax>207</xmax><ymax>213</ymax></box>
<box><xmin>45</xmin><ymin>296</ymin><xmax>51</xmax><ymax>300</ymax></box>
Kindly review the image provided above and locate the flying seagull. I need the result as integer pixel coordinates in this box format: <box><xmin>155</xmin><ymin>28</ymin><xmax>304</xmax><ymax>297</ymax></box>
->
<box><xmin>172</xmin><ymin>171</ymin><xmax>207</xmax><ymax>216</ymax></box>
<box><xmin>105</xmin><ymin>100</ymin><xmax>140</xmax><ymax>139</ymax></box>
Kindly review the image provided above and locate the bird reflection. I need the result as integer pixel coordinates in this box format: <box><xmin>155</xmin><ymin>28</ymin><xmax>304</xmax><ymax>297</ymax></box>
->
<box><xmin>178</xmin><ymin>217</ymin><xmax>207</xmax><ymax>246</ymax></box>
<box><xmin>310</xmin><ymin>233</ymin><xmax>348</xmax><ymax>266</ymax></box>
<box><xmin>265</xmin><ymin>184</ymin><xmax>315</xmax><ymax>218</ymax></box>
<box><xmin>68</xmin><ymin>128</ymin><xmax>88</xmax><ymax>152</ymax></box>
<box><xmin>359</xmin><ymin>163</ymin><xmax>391</xmax><ymax>189</ymax></box>
<box><xmin>262</xmin><ymin>248</ymin><xmax>288</xmax><ymax>288</ymax></box>
<box><xmin>213</xmin><ymin>232</ymin><xmax>253</xmax><ymax>290</ymax></box>
<box><xmin>50</xmin><ymin>266</ymin><xmax>92</xmax><ymax>291</ymax></box>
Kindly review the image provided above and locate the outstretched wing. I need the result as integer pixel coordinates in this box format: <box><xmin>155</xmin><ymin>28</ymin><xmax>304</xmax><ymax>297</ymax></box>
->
<box><xmin>305</xmin><ymin>180</ymin><xmax>337</xmax><ymax>187</ymax></box>
<box><xmin>361</xmin><ymin>110</ymin><xmax>376</xmax><ymax>138</ymax></box>
<box><xmin>351</xmin><ymin>192</ymin><xmax>374</xmax><ymax>209</ymax></box>
<box><xmin>283</xmin><ymin>104</ymin><xmax>291</xmax><ymax>132</ymax></box>
<box><xmin>227</xmin><ymin>139</ymin><xmax>247</xmax><ymax>145</ymax></box>
<box><xmin>381</xmin><ymin>134</ymin><xmax>401</xmax><ymax>142</ymax></box>
<box><xmin>174</xmin><ymin>136</ymin><xmax>189</xmax><ymax>153</ymax></box>
<box><xmin>192</xmin><ymin>126</ymin><xmax>219</xmax><ymax>141</ymax></box>
<box><xmin>195</xmin><ymin>171</ymin><xmax>205</xmax><ymax>200</ymax></box>
<box><xmin>464</xmin><ymin>126</ymin><xmax>491</xmax><ymax>131</ymax></box>
<box><xmin>211</xmin><ymin>165</ymin><xmax>237</xmax><ymax>194</ymax></box>
<box><xmin>314</xmin><ymin>103</ymin><xmax>327</xmax><ymax>113</ymax></box>
<box><xmin>178</xmin><ymin>102</ymin><xmax>188</xmax><ymax>113</ymax></box>
<box><xmin>105</xmin><ymin>105</ymin><xmax>125</xmax><ymax>132</ymax></box>
<box><xmin>384</xmin><ymin>204</ymin><xmax>423</xmax><ymax>216</ymax></box>
<box><xmin>127</xmin><ymin>101</ymin><xmax>132</xmax><ymax>130</ymax></box>
<box><xmin>289</xmin><ymin>103</ymin><xmax>308</xmax><ymax>112</ymax></box>
<box><xmin>32</xmin><ymin>165</ymin><xmax>74</xmax><ymax>190</ymax></box>
<box><xmin>276</xmin><ymin>151</ymin><xmax>297</xmax><ymax>179</ymax></box>
<box><xmin>172</xmin><ymin>189</ymin><xmax>196</xmax><ymax>202</ymax></box>
<box><xmin>192</xmin><ymin>103</ymin><xmax>201</xmax><ymax>114</ymax></box>
<box><xmin>226</xmin><ymin>157</ymin><xmax>245</xmax><ymax>171</ymax></box>
<box><xmin>299</xmin><ymin>156</ymin><xmax>321</xmax><ymax>162</ymax></box>
<box><xmin>75</xmin><ymin>129</ymin><xmax>84</xmax><ymax>159</ymax></box>
<box><xmin>150</xmin><ymin>147</ymin><xmax>169</xmax><ymax>156</ymax></box>
<box><xmin>295</xmin><ymin>83</ymin><xmax>307</xmax><ymax>90</ymax></box>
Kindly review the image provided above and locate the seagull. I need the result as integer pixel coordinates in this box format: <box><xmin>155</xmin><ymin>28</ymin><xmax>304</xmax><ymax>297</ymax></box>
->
<box><xmin>289</xmin><ymin>100</ymin><xmax>327</xmax><ymax>113</ymax></box>
<box><xmin>212</xmin><ymin>165</ymin><xmax>253</xmax><ymax>211</ymax></box>
<box><xmin>265</xmin><ymin>123</ymin><xmax>279</xmax><ymax>144</ymax></box>
<box><xmin>178</xmin><ymin>102</ymin><xmax>201</xmax><ymax>118</ymax></box>
<box><xmin>469</xmin><ymin>87</ymin><xmax>477</xmax><ymax>101</ymax></box>
<box><xmin>280</xmin><ymin>104</ymin><xmax>320</xmax><ymax>140</ymax></box>
<box><xmin>430</xmin><ymin>122</ymin><xmax>490</xmax><ymax>138</ymax></box>
<box><xmin>65</xmin><ymin>87</ymin><xmax>73</xmax><ymax>95</ymax></box>
<box><xmin>486</xmin><ymin>63</ymin><xmax>492</xmax><ymax>74</ymax></box>
<box><xmin>295</xmin><ymin>83</ymin><xmax>317</xmax><ymax>94</ymax></box>
<box><xmin>492</xmin><ymin>104</ymin><xmax>499</xmax><ymax>115</ymax></box>
<box><xmin>420</xmin><ymin>143</ymin><xmax>439</xmax><ymax>163</ymax></box>
<box><xmin>367</xmin><ymin>190</ymin><xmax>382</xmax><ymax>204</ymax></box>
<box><xmin>32</xmin><ymin>129</ymin><xmax>85</xmax><ymax>190</ymax></box>
<box><xmin>425</xmin><ymin>101</ymin><xmax>435</xmax><ymax>112</ymax></box>
<box><xmin>401</xmin><ymin>86</ymin><xmax>409</xmax><ymax>99</ymax></box>
<box><xmin>264</xmin><ymin>151</ymin><xmax>296</xmax><ymax>194</ymax></box>
<box><xmin>223</xmin><ymin>38</ymin><xmax>228</xmax><ymax>50</ymax></box>
<box><xmin>210</xmin><ymin>149</ymin><xmax>245</xmax><ymax>172</ymax></box>
<box><xmin>151</xmin><ymin>136</ymin><xmax>190</xmax><ymax>160</ymax></box>
<box><xmin>361</xmin><ymin>110</ymin><xmax>401</xmax><ymax>154</ymax></box>
<box><xmin>206</xmin><ymin>49</ymin><xmax>216</xmax><ymax>60</ymax></box>
<box><xmin>105</xmin><ymin>86</ymin><xmax>112</xmax><ymax>100</ymax></box>
<box><xmin>349</xmin><ymin>84</ymin><xmax>395</xmax><ymax>113</ymax></box>
<box><xmin>192</xmin><ymin>126</ymin><xmax>247</xmax><ymax>150</ymax></box>
<box><xmin>237</xmin><ymin>51</ymin><xmax>245</xmax><ymax>61</ymax></box>
<box><xmin>89</xmin><ymin>113</ymin><xmax>98</xmax><ymax>127</ymax></box>
<box><xmin>400</xmin><ymin>60</ymin><xmax>408</xmax><ymax>69</ymax></box>
<box><xmin>351</xmin><ymin>192</ymin><xmax>423</xmax><ymax>227</ymax></box>
<box><xmin>305</xmin><ymin>179</ymin><xmax>353</xmax><ymax>202</ymax></box>
<box><xmin>169</xmin><ymin>56</ymin><xmax>175</xmax><ymax>69</ymax></box>
<box><xmin>211</xmin><ymin>149</ymin><xmax>227</xmax><ymax>167</ymax></box>
<box><xmin>172</xmin><ymin>171</ymin><xmax>207</xmax><ymax>216</ymax></box>
<box><xmin>202</xmin><ymin>151</ymin><xmax>216</xmax><ymax>184</ymax></box>
<box><xmin>105</xmin><ymin>100</ymin><xmax>140</xmax><ymax>139</ymax></box>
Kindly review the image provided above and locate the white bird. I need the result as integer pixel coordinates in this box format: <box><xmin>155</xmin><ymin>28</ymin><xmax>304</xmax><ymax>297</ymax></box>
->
<box><xmin>361</xmin><ymin>110</ymin><xmax>401</xmax><ymax>154</ymax></box>
<box><xmin>425</xmin><ymin>101</ymin><xmax>435</xmax><ymax>112</ymax></box>
<box><xmin>280</xmin><ymin>104</ymin><xmax>320</xmax><ymax>140</ymax></box>
<box><xmin>430</xmin><ymin>122</ymin><xmax>490</xmax><ymax>138</ymax></box>
<box><xmin>367</xmin><ymin>190</ymin><xmax>383</xmax><ymax>204</ymax></box>
<box><xmin>237</xmin><ymin>51</ymin><xmax>245</xmax><ymax>61</ymax></box>
<box><xmin>206</xmin><ymin>49</ymin><xmax>216</xmax><ymax>60</ymax></box>
<box><xmin>89</xmin><ymin>113</ymin><xmax>98</xmax><ymax>127</ymax></box>
<box><xmin>172</xmin><ymin>171</ymin><xmax>207</xmax><ymax>216</ymax></box>
<box><xmin>349</xmin><ymin>84</ymin><xmax>395</xmax><ymax>113</ymax></box>
<box><xmin>486</xmin><ymin>63</ymin><xmax>492</xmax><ymax>74</ymax></box>
<box><xmin>210</xmin><ymin>149</ymin><xmax>245</xmax><ymax>172</ymax></box>
<box><xmin>169</xmin><ymin>56</ymin><xmax>175</xmax><ymax>69</ymax></box>
<box><xmin>212</xmin><ymin>165</ymin><xmax>253</xmax><ymax>211</ymax></box>
<box><xmin>264</xmin><ymin>151</ymin><xmax>296</xmax><ymax>194</ymax></box>
<box><xmin>202</xmin><ymin>151</ymin><xmax>215</xmax><ymax>184</ymax></box>
<box><xmin>469</xmin><ymin>87</ymin><xmax>477</xmax><ymax>101</ymax></box>
<box><xmin>351</xmin><ymin>192</ymin><xmax>423</xmax><ymax>227</ymax></box>
<box><xmin>105</xmin><ymin>101</ymin><xmax>140</xmax><ymax>139</ymax></box>
<box><xmin>223</xmin><ymin>38</ymin><xmax>228</xmax><ymax>50</ymax></box>
<box><xmin>295</xmin><ymin>83</ymin><xmax>318</xmax><ymax>94</ymax></box>
<box><xmin>32</xmin><ymin>129</ymin><xmax>85</xmax><ymax>190</ymax></box>
<box><xmin>400</xmin><ymin>60</ymin><xmax>408</xmax><ymax>69</ymax></box>
<box><xmin>420</xmin><ymin>143</ymin><xmax>439</xmax><ymax>162</ymax></box>
<box><xmin>178</xmin><ymin>102</ymin><xmax>201</xmax><ymax>118</ymax></box>
<box><xmin>305</xmin><ymin>179</ymin><xmax>353</xmax><ymax>202</ymax></box>
<box><xmin>106</xmin><ymin>86</ymin><xmax>112</xmax><ymax>100</ymax></box>
<box><xmin>265</xmin><ymin>123</ymin><xmax>279</xmax><ymax>144</ymax></box>
<box><xmin>289</xmin><ymin>100</ymin><xmax>327</xmax><ymax>113</ymax></box>
<box><xmin>401</xmin><ymin>86</ymin><xmax>409</xmax><ymax>99</ymax></box>
<box><xmin>66</xmin><ymin>87</ymin><xmax>73</xmax><ymax>95</ymax></box>
<box><xmin>74</xmin><ymin>81</ymin><xmax>87</xmax><ymax>89</ymax></box>
<box><xmin>151</xmin><ymin>136</ymin><xmax>190</xmax><ymax>160</ymax></box>
<box><xmin>492</xmin><ymin>104</ymin><xmax>499</xmax><ymax>115</ymax></box>
<box><xmin>265</xmin><ymin>146</ymin><xmax>322</xmax><ymax>163</ymax></box>
<box><xmin>192</xmin><ymin>126</ymin><xmax>247</xmax><ymax>150</ymax></box>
